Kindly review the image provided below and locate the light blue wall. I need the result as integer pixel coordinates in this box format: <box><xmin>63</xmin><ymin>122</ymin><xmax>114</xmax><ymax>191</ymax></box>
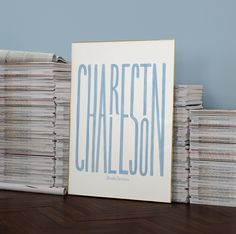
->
<box><xmin>0</xmin><ymin>0</ymin><xmax>235</xmax><ymax>109</ymax></box>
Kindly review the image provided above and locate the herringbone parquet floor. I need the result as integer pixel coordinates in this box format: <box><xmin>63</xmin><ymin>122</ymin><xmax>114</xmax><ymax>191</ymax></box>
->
<box><xmin>0</xmin><ymin>190</ymin><xmax>235</xmax><ymax>234</ymax></box>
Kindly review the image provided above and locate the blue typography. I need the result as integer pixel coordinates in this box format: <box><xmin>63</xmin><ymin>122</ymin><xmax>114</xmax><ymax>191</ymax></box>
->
<box><xmin>75</xmin><ymin>63</ymin><xmax>166</xmax><ymax>176</ymax></box>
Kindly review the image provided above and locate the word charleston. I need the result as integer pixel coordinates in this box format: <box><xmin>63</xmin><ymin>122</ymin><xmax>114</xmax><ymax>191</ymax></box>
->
<box><xmin>76</xmin><ymin>63</ymin><xmax>167</xmax><ymax>177</ymax></box>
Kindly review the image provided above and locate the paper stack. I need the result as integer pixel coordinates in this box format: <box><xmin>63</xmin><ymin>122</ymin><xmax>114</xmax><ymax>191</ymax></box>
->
<box><xmin>54</xmin><ymin>73</ymin><xmax>71</xmax><ymax>187</ymax></box>
<box><xmin>0</xmin><ymin>50</ymin><xmax>70</xmax><ymax>195</ymax></box>
<box><xmin>172</xmin><ymin>85</ymin><xmax>203</xmax><ymax>203</ymax></box>
<box><xmin>189</xmin><ymin>110</ymin><xmax>236</xmax><ymax>207</ymax></box>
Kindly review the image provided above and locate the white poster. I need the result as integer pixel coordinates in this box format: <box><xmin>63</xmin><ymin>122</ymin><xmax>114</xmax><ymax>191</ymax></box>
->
<box><xmin>69</xmin><ymin>40</ymin><xmax>175</xmax><ymax>202</ymax></box>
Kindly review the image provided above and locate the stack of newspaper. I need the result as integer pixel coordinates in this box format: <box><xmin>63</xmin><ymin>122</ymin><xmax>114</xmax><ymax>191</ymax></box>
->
<box><xmin>0</xmin><ymin>50</ymin><xmax>70</xmax><ymax>195</ymax></box>
<box><xmin>54</xmin><ymin>73</ymin><xmax>70</xmax><ymax>187</ymax></box>
<box><xmin>189</xmin><ymin>110</ymin><xmax>236</xmax><ymax>207</ymax></box>
<box><xmin>172</xmin><ymin>85</ymin><xmax>203</xmax><ymax>203</ymax></box>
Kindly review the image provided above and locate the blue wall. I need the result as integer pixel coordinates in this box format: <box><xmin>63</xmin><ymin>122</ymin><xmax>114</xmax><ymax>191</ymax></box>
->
<box><xmin>0</xmin><ymin>0</ymin><xmax>235</xmax><ymax>109</ymax></box>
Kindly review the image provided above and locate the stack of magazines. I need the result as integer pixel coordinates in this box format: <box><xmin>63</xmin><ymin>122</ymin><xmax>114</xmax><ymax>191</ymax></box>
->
<box><xmin>0</xmin><ymin>50</ymin><xmax>70</xmax><ymax>195</ymax></box>
<box><xmin>189</xmin><ymin>110</ymin><xmax>236</xmax><ymax>207</ymax></box>
<box><xmin>172</xmin><ymin>85</ymin><xmax>203</xmax><ymax>203</ymax></box>
<box><xmin>54</xmin><ymin>73</ymin><xmax>70</xmax><ymax>187</ymax></box>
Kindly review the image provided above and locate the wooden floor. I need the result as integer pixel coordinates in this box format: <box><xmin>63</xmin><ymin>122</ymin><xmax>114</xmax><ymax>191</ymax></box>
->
<box><xmin>0</xmin><ymin>191</ymin><xmax>235</xmax><ymax>234</ymax></box>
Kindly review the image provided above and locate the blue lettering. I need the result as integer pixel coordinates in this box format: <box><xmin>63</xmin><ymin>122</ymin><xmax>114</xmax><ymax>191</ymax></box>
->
<box><xmin>96</xmin><ymin>64</ymin><xmax>108</xmax><ymax>173</ymax></box>
<box><xmin>119</xmin><ymin>64</ymin><xmax>130</xmax><ymax>175</ymax></box>
<box><xmin>75</xmin><ymin>64</ymin><xmax>87</xmax><ymax>171</ymax></box>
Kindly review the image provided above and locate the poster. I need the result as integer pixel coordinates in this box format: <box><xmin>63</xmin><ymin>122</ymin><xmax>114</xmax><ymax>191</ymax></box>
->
<box><xmin>69</xmin><ymin>40</ymin><xmax>175</xmax><ymax>202</ymax></box>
